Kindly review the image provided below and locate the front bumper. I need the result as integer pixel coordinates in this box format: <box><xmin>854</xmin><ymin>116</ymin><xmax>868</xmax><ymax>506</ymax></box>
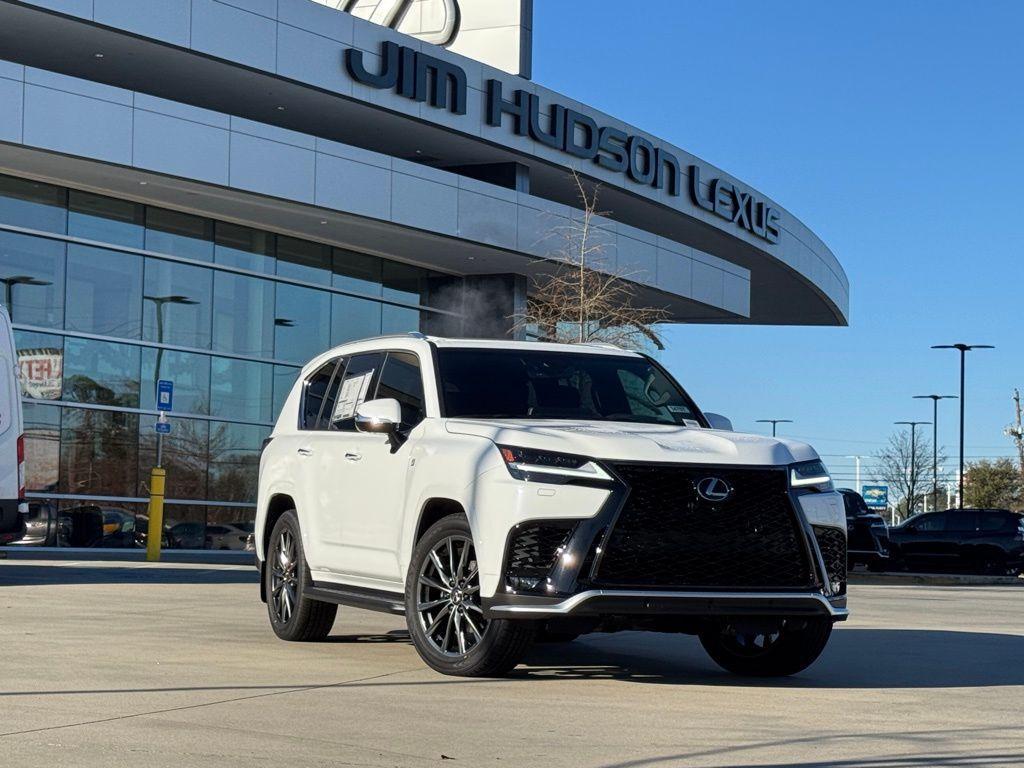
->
<box><xmin>484</xmin><ymin>590</ymin><xmax>848</xmax><ymax>620</ymax></box>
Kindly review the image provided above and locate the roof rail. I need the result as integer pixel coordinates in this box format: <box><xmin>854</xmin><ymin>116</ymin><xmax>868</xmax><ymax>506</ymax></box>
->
<box><xmin>407</xmin><ymin>331</ymin><xmax>428</xmax><ymax>340</ymax></box>
<box><xmin>576</xmin><ymin>341</ymin><xmax>623</xmax><ymax>351</ymax></box>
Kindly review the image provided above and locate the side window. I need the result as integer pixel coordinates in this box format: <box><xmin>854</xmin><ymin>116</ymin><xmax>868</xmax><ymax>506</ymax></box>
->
<box><xmin>300</xmin><ymin>359</ymin><xmax>340</xmax><ymax>430</ymax></box>
<box><xmin>913</xmin><ymin>512</ymin><xmax>947</xmax><ymax>532</ymax></box>
<box><xmin>329</xmin><ymin>352</ymin><xmax>385</xmax><ymax>432</ymax></box>
<box><xmin>947</xmin><ymin>510</ymin><xmax>977</xmax><ymax>532</ymax></box>
<box><xmin>979</xmin><ymin>511</ymin><xmax>1011</xmax><ymax>532</ymax></box>
<box><xmin>376</xmin><ymin>351</ymin><xmax>426</xmax><ymax>431</ymax></box>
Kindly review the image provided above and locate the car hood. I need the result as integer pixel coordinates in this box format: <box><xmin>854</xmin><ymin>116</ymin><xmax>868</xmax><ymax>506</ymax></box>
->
<box><xmin>443</xmin><ymin>419</ymin><xmax>819</xmax><ymax>466</ymax></box>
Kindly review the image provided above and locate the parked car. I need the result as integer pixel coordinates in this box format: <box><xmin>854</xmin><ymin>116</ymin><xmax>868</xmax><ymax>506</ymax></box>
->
<box><xmin>0</xmin><ymin>305</ymin><xmax>26</xmax><ymax>546</ymax></box>
<box><xmin>838</xmin><ymin>489</ymin><xmax>890</xmax><ymax>571</ymax></box>
<box><xmin>889</xmin><ymin>508</ymin><xmax>1024</xmax><ymax>576</ymax></box>
<box><xmin>255</xmin><ymin>334</ymin><xmax>849</xmax><ymax>678</ymax></box>
<box><xmin>205</xmin><ymin>522</ymin><xmax>253</xmax><ymax>550</ymax></box>
<box><xmin>170</xmin><ymin>522</ymin><xmax>206</xmax><ymax>550</ymax></box>
<box><xmin>6</xmin><ymin>501</ymin><xmax>58</xmax><ymax>546</ymax></box>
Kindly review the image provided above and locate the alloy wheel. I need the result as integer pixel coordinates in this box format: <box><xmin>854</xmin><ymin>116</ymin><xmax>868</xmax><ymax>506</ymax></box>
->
<box><xmin>416</xmin><ymin>535</ymin><xmax>487</xmax><ymax>656</ymax></box>
<box><xmin>271</xmin><ymin>528</ymin><xmax>299</xmax><ymax>623</ymax></box>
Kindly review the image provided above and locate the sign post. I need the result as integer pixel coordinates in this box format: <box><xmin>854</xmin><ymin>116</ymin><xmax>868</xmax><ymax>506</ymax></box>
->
<box><xmin>147</xmin><ymin>381</ymin><xmax>173</xmax><ymax>562</ymax></box>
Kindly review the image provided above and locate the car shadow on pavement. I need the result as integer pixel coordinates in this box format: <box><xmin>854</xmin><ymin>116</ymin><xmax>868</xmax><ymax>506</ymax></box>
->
<box><xmin>516</xmin><ymin>627</ymin><xmax>1024</xmax><ymax>689</ymax></box>
<box><xmin>323</xmin><ymin>629</ymin><xmax>412</xmax><ymax>644</ymax></box>
<box><xmin>0</xmin><ymin>563</ymin><xmax>258</xmax><ymax>587</ymax></box>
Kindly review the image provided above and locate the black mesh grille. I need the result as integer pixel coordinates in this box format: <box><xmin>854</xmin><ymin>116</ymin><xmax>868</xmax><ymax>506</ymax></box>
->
<box><xmin>813</xmin><ymin>525</ymin><xmax>847</xmax><ymax>594</ymax></box>
<box><xmin>506</xmin><ymin>523</ymin><xmax>575</xmax><ymax>580</ymax></box>
<box><xmin>595</xmin><ymin>465</ymin><xmax>812</xmax><ymax>588</ymax></box>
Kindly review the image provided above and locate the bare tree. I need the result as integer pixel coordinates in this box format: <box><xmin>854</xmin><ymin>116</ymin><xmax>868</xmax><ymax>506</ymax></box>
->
<box><xmin>875</xmin><ymin>430</ymin><xmax>944</xmax><ymax>519</ymax></box>
<box><xmin>1006</xmin><ymin>388</ymin><xmax>1024</xmax><ymax>487</ymax></box>
<box><xmin>513</xmin><ymin>172</ymin><xmax>669</xmax><ymax>351</ymax></box>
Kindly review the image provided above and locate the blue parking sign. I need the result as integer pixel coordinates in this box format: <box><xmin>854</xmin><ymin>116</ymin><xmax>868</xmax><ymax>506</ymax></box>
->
<box><xmin>157</xmin><ymin>380</ymin><xmax>173</xmax><ymax>412</ymax></box>
<box><xmin>155</xmin><ymin>420</ymin><xmax>172</xmax><ymax>434</ymax></box>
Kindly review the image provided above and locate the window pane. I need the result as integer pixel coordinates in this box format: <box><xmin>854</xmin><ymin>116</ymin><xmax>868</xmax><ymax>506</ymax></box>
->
<box><xmin>333</xmin><ymin>249</ymin><xmax>381</xmax><ymax>296</ymax></box>
<box><xmin>50</xmin><ymin>500</ymin><xmax>144</xmax><ymax>548</ymax></box>
<box><xmin>68</xmin><ymin>191</ymin><xmax>144</xmax><ymax>248</ymax></box>
<box><xmin>382</xmin><ymin>261</ymin><xmax>430</xmax><ymax>305</ymax></box>
<box><xmin>0</xmin><ymin>175</ymin><xmax>66</xmax><ymax>234</ymax></box>
<box><xmin>145</xmin><ymin>208</ymin><xmax>214</xmax><ymax>261</ymax></box>
<box><xmin>301</xmin><ymin>360</ymin><xmax>339</xmax><ymax>430</ymax></box>
<box><xmin>0</xmin><ymin>232</ymin><xmax>66</xmax><ymax>328</ymax></box>
<box><xmin>208</xmin><ymin>422</ymin><xmax>269</xmax><ymax>503</ymax></box>
<box><xmin>381</xmin><ymin>303</ymin><xmax>421</xmax><ymax>335</ymax></box>
<box><xmin>205</xmin><ymin>505</ymin><xmax>257</xmax><ymax>549</ymax></box>
<box><xmin>332</xmin><ymin>294</ymin><xmax>381</xmax><ymax>345</ymax></box>
<box><xmin>329</xmin><ymin>352</ymin><xmax>383</xmax><ymax>431</ymax></box>
<box><xmin>15</xmin><ymin>330</ymin><xmax>63</xmax><ymax>400</ymax></box>
<box><xmin>163</xmin><ymin>505</ymin><xmax>208</xmax><ymax>550</ymax></box>
<box><xmin>143</xmin><ymin>258</ymin><xmax>213</xmax><ymax>349</ymax></box>
<box><xmin>277</xmin><ymin>236</ymin><xmax>330</xmax><ymax>285</ymax></box>
<box><xmin>377</xmin><ymin>352</ymin><xmax>425</xmax><ymax>429</ymax></box>
<box><xmin>140</xmin><ymin>348</ymin><xmax>211</xmax><ymax>415</ymax></box>
<box><xmin>139</xmin><ymin>416</ymin><xmax>209</xmax><ymax>501</ymax></box>
<box><xmin>210</xmin><ymin>357</ymin><xmax>273</xmax><ymax>422</ymax></box>
<box><xmin>272</xmin><ymin>365</ymin><xmax>299</xmax><ymax>422</ymax></box>
<box><xmin>212</xmin><ymin>272</ymin><xmax>275</xmax><ymax>357</ymax></box>
<box><xmin>215</xmin><ymin>222</ymin><xmax>275</xmax><ymax>274</ymax></box>
<box><xmin>60</xmin><ymin>408</ymin><xmax>139</xmax><ymax>496</ymax></box>
<box><xmin>23</xmin><ymin>402</ymin><xmax>61</xmax><ymax>492</ymax></box>
<box><xmin>274</xmin><ymin>283</ymin><xmax>331</xmax><ymax>364</ymax></box>
<box><xmin>66</xmin><ymin>245</ymin><xmax>143</xmax><ymax>338</ymax></box>
<box><xmin>63</xmin><ymin>337</ymin><xmax>140</xmax><ymax>408</ymax></box>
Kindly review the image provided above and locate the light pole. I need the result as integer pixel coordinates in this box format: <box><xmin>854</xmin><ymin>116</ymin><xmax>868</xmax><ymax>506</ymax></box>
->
<box><xmin>143</xmin><ymin>294</ymin><xmax>198</xmax><ymax>386</ymax></box>
<box><xmin>756</xmin><ymin>419</ymin><xmax>793</xmax><ymax>437</ymax></box>
<box><xmin>1</xmin><ymin>275</ymin><xmax>52</xmax><ymax>321</ymax></box>
<box><xmin>845</xmin><ymin>455</ymin><xmax>865</xmax><ymax>491</ymax></box>
<box><xmin>932</xmin><ymin>344</ymin><xmax>994</xmax><ymax>508</ymax></box>
<box><xmin>895</xmin><ymin>420</ymin><xmax>930</xmax><ymax>516</ymax></box>
<box><xmin>913</xmin><ymin>394</ymin><xmax>956</xmax><ymax>509</ymax></box>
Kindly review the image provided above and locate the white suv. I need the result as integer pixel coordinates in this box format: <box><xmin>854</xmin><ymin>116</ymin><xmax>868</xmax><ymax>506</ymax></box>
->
<box><xmin>256</xmin><ymin>334</ymin><xmax>848</xmax><ymax>677</ymax></box>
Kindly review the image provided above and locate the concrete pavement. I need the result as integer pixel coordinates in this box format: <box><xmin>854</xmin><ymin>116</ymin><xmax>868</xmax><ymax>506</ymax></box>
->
<box><xmin>1</xmin><ymin>560</ymin><xmax>1022</xmax><ymax>767</ymax></box>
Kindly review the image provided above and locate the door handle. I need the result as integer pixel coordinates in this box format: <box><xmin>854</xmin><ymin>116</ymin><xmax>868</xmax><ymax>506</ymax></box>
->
<box><xmin>297</xmin><ymin>447</ymin><xmax>314</xmax><ymax>457</ymax></box>
<box><xmin>344</xmin><ymin>451</ymin><xmax>362</xmax><ymax>462</ymax></box>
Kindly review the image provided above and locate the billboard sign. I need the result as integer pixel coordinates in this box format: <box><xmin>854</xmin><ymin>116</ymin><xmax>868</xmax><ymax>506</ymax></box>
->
<box><xmin>862</xmin><ymin>485</ymin><xmax>889</xmax><ymax>509</ymax></box>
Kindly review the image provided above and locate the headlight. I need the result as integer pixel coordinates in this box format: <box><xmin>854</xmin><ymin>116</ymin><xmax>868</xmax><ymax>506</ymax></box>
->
<box><xmin>790</xmin><ymin>460</ymin><xmax>834</xmax><ymax>492</ymax></box>
<box><xmin>497</xmin><ymin>445</ymin><xmax>612</xmax><ymax>484</ymax></box>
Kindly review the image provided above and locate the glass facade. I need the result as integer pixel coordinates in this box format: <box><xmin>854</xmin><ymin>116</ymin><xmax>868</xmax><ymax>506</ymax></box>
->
<box><xmin>0</xmin><ymin>173</ymin><xmax>464</xmax><ymax>548</ymax></box>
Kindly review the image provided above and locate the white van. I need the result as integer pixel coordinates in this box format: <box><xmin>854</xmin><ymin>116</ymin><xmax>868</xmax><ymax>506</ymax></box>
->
<box><xmin>0</xmin><ymin>305</ymin><xmax>25</xmax><ymax>545</ymax></box>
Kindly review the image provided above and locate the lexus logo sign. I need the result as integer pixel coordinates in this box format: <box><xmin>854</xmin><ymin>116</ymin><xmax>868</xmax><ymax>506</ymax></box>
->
<box><xmin>317</xmin><ymin>0</ymin><xmax>461</xmax><ymax>47</ymax></box>
<box><xmin>696</xmin><ymin>477</ymin><xmax>733</xmax><ymax>503</ymax></box>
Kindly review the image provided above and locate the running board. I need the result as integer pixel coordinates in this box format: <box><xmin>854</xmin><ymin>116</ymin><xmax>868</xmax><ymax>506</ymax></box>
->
<box><xmin>307</xmin><ymin>583</ymin><xmax>406</xmax><ymax>615</ymax></box>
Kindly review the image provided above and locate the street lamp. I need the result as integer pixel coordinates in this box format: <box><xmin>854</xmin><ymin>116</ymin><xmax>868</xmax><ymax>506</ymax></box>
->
<box><xmin>143</xmin><ymin>294</ymin><xmax>198</xmax><ymax>386</ymax></box>
<box><xmin>756</xmin><ymin>419</ymin><xmax>793</xmax><ymax>437</ymax></box>
<box><xmin>1</xmin><ymin>275</ymin><xmax>52</xmax><ymax>321</ymax></box>
<box><xmin>913</xmin><ymin>394</ymin><xmax>956</xmax><ymax>509</ymax></box>
<box><xmin>932</xmin><ymin>344</ymin><xmax>994</xmax><ymax>508</ymax></box>
<box><xmin>894</xmin><ymin>420</ymin><xmax>930</xmax><ymax>516</ymax></box>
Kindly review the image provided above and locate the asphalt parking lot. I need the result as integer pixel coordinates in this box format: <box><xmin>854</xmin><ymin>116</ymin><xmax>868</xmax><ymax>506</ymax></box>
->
<box><xmin>1</xmin><ymin>561</ymin><xmax>1022</xmax><ymax>768</ymax></box>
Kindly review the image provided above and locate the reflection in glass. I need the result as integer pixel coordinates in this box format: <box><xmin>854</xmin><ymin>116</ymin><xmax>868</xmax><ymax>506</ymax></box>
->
<box><xmin>0</xmin><ymin>232</ymin><xmax>65</xmax><ymax>328</ymax></box>
<box><xmin>60</xmin><ymin>409</ymin><xmax>139</xmax><ymax>497</ymax></box>
<box><xmin>331</xmin><ymin>294</ymin><xmax>382</xmax><ymax>345</ymax></box>
<box><xmin>162</xmin><ymin>505</ymin><xmax>208</xmax><ymax>550</ymax></box>
<box><xmin>14</xmin><ymin>330</ymin><xmax>64</xmax><ymax>400</ymax></box>
<box><xmin>383</xmin><ymin>261</ymin><xmax>432</xmax><ymax>305</ymax></box>
<box><xmin>65</xmin><ymin>245</ymin><xmax>143</xmax><ymax>338</ymax></box>
<box><xmin>212</xmin><ymin>272</ymin><xmax>275</xmax><ymax>358</ymax></box>
<box><xmin>204</xmin><ymin>506</ymin><xmax>257</xmax><ymax>550</ymax></box>
<box><xmin>141</xmin><ymin>348</ymin><xmax>211</xmax><ymax>414</ymax></box>
<box><xmin>68</xmin><ymin>191</ymin><xmax>144</xmax><ymax>248</ymax></box>
<box><xmin>277</xmin><ymin>237</ymin><xmax>331</xmax><ymax>285</ymax></box>
<box><xmin>210</xmin><ymin>357</ymin><xmax>273</xmax><ymax>423</ymax></box>
<box><xmin>139</xmin><ymin>416</ymin><xmax>209</xmax><ymax>501</ymax></box>
<box><xmin>333</xmin><ymin>249</ymin><xmax>382</xmax><ymax>296</ymax></box>
<box><xmin>381</xmin><ymin>303</ymin><xmax>421</xmax><ymax>336</ymax></box>
<box><xmin>273</xmin><ymin>365</ymin><xmax>300</xmax><ymax>421</ymax></box>
<box><xmin>0</xmin><ymin>175</ymin><xmax>67</xmax><ymax>234</ymax></box>
<box><xmin>274</xmin><ymin>283</ymin><xmax>331</xmax><ymax>364</ymax></box>
<box><xmin>208</xmin><ymin>422</ymin><xmax>269</xmax><ymax>503</ymax></box>
<box><xmin>55</xmin><ymin>500</ymin><xmax>146</xmax><ymax>548</ymax></box>
<box><xmin>145</xmin><ymin>208</ymin><xmax>214</xmax><ymax>261</ymax></box>
<box><xmin>63</xmin><ymin>337</ymin><xmax>140</xmax><ymax>408</ymax></box>
<box><xmin>143</xmin><ymin>259</ymin><xmax>213</xmax><ymax>349</ymax></box>
<box><xmin>215</xmin><ymin>222</ymin><xmax>275</xmax><ymax>274</ymax></box>
<box><xmin>22</xmin><ymin>402</ymin><xmax>61</xmax><ymax>492</ymax></box>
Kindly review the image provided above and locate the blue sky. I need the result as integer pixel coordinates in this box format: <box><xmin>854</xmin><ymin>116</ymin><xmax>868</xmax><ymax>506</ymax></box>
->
<box><xmin>533</xmin><ymin>0</ymin><xmax>1024</xmax><ymax>488</ymax></box>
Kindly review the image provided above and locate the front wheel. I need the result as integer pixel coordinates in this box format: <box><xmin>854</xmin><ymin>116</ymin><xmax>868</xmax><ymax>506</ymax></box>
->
<box><xmin>405</xmin><ymin>514</ymin><xmax>534</xmax><ymax>677</ymax></box>
<box><xmin>265</xmin><ymin>510</ymin><xmax>337</xmax><ymax>642</ymax></box>
<box><xmin>699</xmin><ymin>617</ymin><xmax>833</xmax><ymax>677</ymax></box>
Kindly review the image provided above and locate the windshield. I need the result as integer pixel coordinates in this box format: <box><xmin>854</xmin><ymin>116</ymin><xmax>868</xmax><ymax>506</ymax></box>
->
<box><xmin>436</xmin><ymin>348</ymin><xmax>705</xmax><ymax>426</ymax></box>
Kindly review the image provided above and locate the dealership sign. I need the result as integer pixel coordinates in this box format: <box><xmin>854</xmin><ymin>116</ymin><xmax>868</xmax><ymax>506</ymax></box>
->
<box><xmin>861</xmin><ymin>485</ymin><xmax>889</xmax><ymax>509</ymax></box>
<box><xmin>345</xmin><ymin>42</ymin><xmax>782</xmax><ymax>244</ymax></box>
<box><xmin>18</xmin><ymin>348</ymin><xmax>62</xmax><ymax>400</ymax></box>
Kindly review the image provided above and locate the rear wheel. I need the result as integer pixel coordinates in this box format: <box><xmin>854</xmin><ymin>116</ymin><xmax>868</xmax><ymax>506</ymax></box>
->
<box><xmin>266</xmin><ymin>511</ymin><xmax>337</xmax><ymax>641</ymax></box>
<box><xmin>699</xmin><ymin>617</ymin><xmax>832</xmax><ymax>677</ymax></box>
<box><xmin>406</xmin><ymin>514</ymin><xmax>534</xmax><ymax>677</ymax></box>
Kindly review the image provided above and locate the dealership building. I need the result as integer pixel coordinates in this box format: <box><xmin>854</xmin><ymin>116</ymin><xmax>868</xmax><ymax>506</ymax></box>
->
<box><xmin>0</xmin><ymin>0</ymin><xmax>848</xmax><ymax>544</ymax></box>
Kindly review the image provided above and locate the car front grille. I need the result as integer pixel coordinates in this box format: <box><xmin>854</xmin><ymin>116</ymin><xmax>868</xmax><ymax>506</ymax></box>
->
<box><xmin>813</xmin><ymin>525</ymin><xmax>848</xmax><ymax>594</ymax></box>
<box><xmin>593</xmin><ymin>464</ymin><xmax>813</xmax><ymax>589</ymax></box>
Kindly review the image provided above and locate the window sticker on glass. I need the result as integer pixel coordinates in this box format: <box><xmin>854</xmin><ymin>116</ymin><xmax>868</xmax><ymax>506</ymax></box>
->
<box><xmin>334</xmin><ymin>371</ymin><xmax>375</xmax><ymax>421</ymax></box>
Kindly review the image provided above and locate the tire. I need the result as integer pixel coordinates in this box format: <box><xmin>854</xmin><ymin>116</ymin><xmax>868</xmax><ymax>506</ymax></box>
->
<box><xmin>265</xmin><ymin>510</ymin><xmax>337</xmax><ymax>642</ymax></box>
<box><xmin>405</xmin><ymin>514</ymin><xmax>534</xmax><ymax>677</ymax></box>
<box><xmin>699</xmin><ymin>617</ymin><xmax>833</xmax><ymax>677</ymax></box>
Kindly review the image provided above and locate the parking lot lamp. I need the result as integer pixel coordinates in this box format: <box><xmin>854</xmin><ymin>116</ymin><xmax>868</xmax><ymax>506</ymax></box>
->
<box><xmin>913</xmin><ymin>395</ymin><xmax>957</xmax><ymax>509</ymax></box>
<box><xmin>756</xmin><ymin>419</ymin><xmax>793</xmax><ymax>437</ymax></box>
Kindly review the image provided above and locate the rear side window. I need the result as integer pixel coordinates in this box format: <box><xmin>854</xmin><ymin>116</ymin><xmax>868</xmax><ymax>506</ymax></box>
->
<box><xmin>376</xmin><ymin>352</ymin><xmax>425</xmax><ymax>431</ymax></box>
<box><xmin>947</xmin><ymin>511</ymin><xmax>977</xmax><ymax>532</ymax></box>
<box><xmin>979</xmin><ymin>511</ymin><xmax>1011</xmax><ymax>532</ymax></box>
<box><xmin>300</xmin><ymin>359</ymin><xmax>340</xmax><ymax>430</ymax></box>
<box><xmin>329</xmin><ymin>352</ymin><xmax>385</xmax><ymax>431</ymax></box>
<box><xmin>913</xmin><ymin>512</ymin><xmax>947</xmax><ymax>532</ymax></box>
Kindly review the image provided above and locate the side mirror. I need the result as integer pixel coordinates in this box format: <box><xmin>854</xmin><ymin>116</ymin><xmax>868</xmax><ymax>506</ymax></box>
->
<box><xmin>704</xmin><ymin>412</ymin><xmax>733</xmax><ymax>431</ymax></box>
<box><xmin>355</xmin><ymin>398</ymin><xmax>403</xmax><ymax>436</ymax></box>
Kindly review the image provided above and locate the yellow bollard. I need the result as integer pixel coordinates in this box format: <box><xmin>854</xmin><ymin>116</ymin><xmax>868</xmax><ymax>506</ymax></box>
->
<box><xmin>146</xmin><ymin>467</ymin><xmax>166</xmax><ymax>562</ymax></box>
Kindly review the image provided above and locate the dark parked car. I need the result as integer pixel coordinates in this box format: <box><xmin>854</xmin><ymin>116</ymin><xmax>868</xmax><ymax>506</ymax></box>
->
<box><xmin>889</xmin><ymin>508</ymin><xmax>1024</xmax><ymax>576</ymax></box>
<box><xmin>838</xmin><ymin>489</ymin><xmax>890</xmax><ymax>571</ymax></box>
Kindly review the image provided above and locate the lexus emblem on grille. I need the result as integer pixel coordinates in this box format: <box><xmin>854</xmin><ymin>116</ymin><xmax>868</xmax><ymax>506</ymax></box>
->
<box><xmin>696</xmin><ymin>477</ymin><xmax>733</xmax><ymax>503</ymax></box>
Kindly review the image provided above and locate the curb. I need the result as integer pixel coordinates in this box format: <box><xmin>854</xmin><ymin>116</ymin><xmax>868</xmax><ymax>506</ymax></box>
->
<box><xmin>848</xmin><ymin>571</ymin><xmax>1024</xmax><ymax>587</ymax></box>
<box><xmin>0</xmin><ymin>547</ymin><xmax>255</xmax><ymax>566</ymax></box>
